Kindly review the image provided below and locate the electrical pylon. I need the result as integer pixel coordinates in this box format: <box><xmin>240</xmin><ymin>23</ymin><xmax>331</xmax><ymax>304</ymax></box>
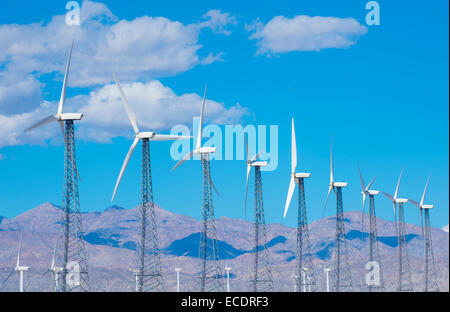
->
<box><xmin>358</xmin><ymin>168</ymin><xmax>385</xmax><ymax>292</ymax></box>
<box><xmin>24</xmin><ymin>42</ymin><xmax>89</xmax><ymax>292</ymax></box>
<box><xmin>409</xmin><ymin>176</ymin><xmax>439</xmax><ymax>292</ymax></box>
<box><xmin>172</xmin><ymin>85</ymin><xmax>223</xmax><ymax>292</ymax></box>
<box><xmin>60</xmin><ymin>120</ymin><xmax>90</xmax><ymax>292</ymax></box>
<box><xmin>199</xmin><ymin>153</ymin><xmax>224</xmax><ymax>292</ymax></box>
<box><xmin>283</xmin><ymin>118</ymin><xmax>316</xmax><ymax>292</ymax></box>
<box><xmin>324</xmin><ymin>140</ymin><xmax>352</xmax><ymax>292</ymax></box>
<box><xmin>244</xmin><ymin>136</ymin><xmax>274</xmax><ymax>292</ymax></box>
<box><xmin>383</xmin><ymin>168</ymin><xmax>414</xmax><ymax>292</ymax></box>
<box><xmin>251</xmin><ymin>166</ymin><xmax>274</xmax><ymax>292</ymax></box>
<box><xmin>135</xmin><ymin>138</ymin><xmax>164</xmax><ymax>292</ymax></box>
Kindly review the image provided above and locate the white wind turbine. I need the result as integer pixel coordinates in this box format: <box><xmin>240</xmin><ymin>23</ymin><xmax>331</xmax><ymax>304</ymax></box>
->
<box><xmin>110</xmin><ymin>70</ymin><xmax>191</xmax><ymax>201</ymax></box>
<box><xmin>171</xmin><ymin>85</ymin><xmax>219</xmax><ymax>194</ymax></box>
<box><xmin>24</xmin><ymin>41</ymin><xmax>81</xmax><ymax>178</ymax></box>
<box><xmin>4</xmin><ymin>233</ymin><xmax>29</xmax><ymax>292</ymax></box>
<box><xmin>44</xmin><ymin>238</ymin><xmax>62</xmax><ymax>291</ymax></box>
<box><xmin>381</xmin><ymin>167</ymin><xmax>408</xmax><ymax>235</ymax></box>
<box><xmin>323</xmin><ymin>140</ymin><xmax>348</xmax><ymax>212</ymax></box>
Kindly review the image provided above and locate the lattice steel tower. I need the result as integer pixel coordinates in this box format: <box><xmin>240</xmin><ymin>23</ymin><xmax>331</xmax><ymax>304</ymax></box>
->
<box><xmin>110</xmin><ymin>72</ymin><xmax>190</xmax><ymax>292</ymax></box>
<box><xmin>60</xmin><ymin>120</ymin><xmax>90</xmax><ymax>292</ymax></box>
<box><xmin>199</xmin><ymin>153</ymin><xmax>224</xmax><ymax>292</ymax></box>
<box><xmin>358</xmin><ymin>169</ymin><xmax>385</xmax><ymax>292</ymax></box>
<box><xmin>382</xmin><ymin>168</ymin><xmax>414</xmax><ymax>292</ymax></box>
<box><xmin>250</xmin><ymin>166</ymin><xmax>274</xmax><ymax>292</ymax></box>
<box><xmin>24</xmin><ymin>42</ymin><xmax>90</xmax><ymax>292</ymax></box>
<box><xmin>283</xmin><ymin>118</ymin><xmax>316</xmax><ymax>292</ymax></box>
<box><xmin>324</xmin><ymin>140</ymin><xmax>352</xmax><ymax>292</ymax></box>
<box><xmin>172</xmin><ymin>85</ymin><xmax>223</xmax><ymax>292</ymax></box>
<box><xmin>396</xmin><ymin>202</ymin><xmax>414</xmax><ymax>292</ymax></box>
<box><xmin>409</xmin><ymin>176</ymin><xmax>439</xmax><ymax>292</ymax></box>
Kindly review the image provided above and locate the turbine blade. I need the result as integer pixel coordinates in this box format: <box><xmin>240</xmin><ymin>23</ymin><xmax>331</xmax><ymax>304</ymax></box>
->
<box><xmin>329</xmin><ymin>139</ymin><xmax>334</xmax><ymax>185</ymax></box>
<box><xmin>291</xmin><ymin>118</ymin><xmax>297</xmax><ymax>174</ymax></box>
<box><xmin>283</xmin><ymin>176</ymin><xmax>296</xmax><ymax>218</ymax></box>
<box><xmin>366</xmin><ymin>176</ymin><xmax>376</xmax><ymax>191</ymax></box>
<box><xmin>17</xmin><ymin>232</ymin><xmax>23</xmax><ymax>267</ymax></box>
<box><xmin>57</xmin><ymin>41</ymin><xmax>74</xmax><ymax>115</ymax></box>
<box><xmin>361</xmin><ymin>193</ymin><xmax>366</xmax><ymax>239</ymax></box>
<box><xmin>245</xmin><ymin>135</ymin><xmax>249</xmax><ymax>162</ymax></box>
<box><xmin>151</xmin><ymin>134</ymin><xmax>192</xmax><ymax>141</ymax></box>
<box><xmin>420</xmin><ymin>175</ymin><xmax>431</xmax><ymax>207</ymax></box>
<box><xmin>51</xmin><ymin>237</ymin><xmax>58</xmax><ymax>269</ymax></box>
<box><xmin>408</xmin><ymin>198</ymin><xmax>420</xmax><ymax>208</ymax></box>
<box><xmin>24</xmin><ymin>115</ymin><xmax>58</xmax><ymax>132</ymax></box>
<box><xmin>251</xmin><ymin>149</ymin><xmax>265</xmax><ymax>162</ymax></box>
<box><xmin>323</xmin><ymin>186</ymin><xmax>333</xmax><ymax>217</ymax></box>
<box><xmin>201</xmin><ymin>155</ymin><xmax>219</xmax><ymax>196</ymax></box>
<box><xmin>196</xmin><ymin>85</ymin><xmax>207</xmax><ymax>150</ymax></box>
<box><xmin>358</xmin><ymin>165</ymin><xmax>365</xmax><ymax>192</ymax></box>
<box><xmin>171</xmin><ymin>150</ymin><xmax>195</xmax><ymax>171</ymax></box>
<box><xmin>244</xmin><ymin>164</ymin><xmax>251</xmax><ymax>218</ymax></box>
<box><xmin>382</xmin><ymin>191</ymin><xmax>394</xmax><ymax>202</ymax></box>
<box><xmin>111</xmin><ymin>137</ymin><xmax>140</xmax><ymax>201</ymax></box>
<box><xmin>3</xmin><ymin>271</ymin><xmax>15</xmax><ymax>284</ymax></box>
<box><xmin>394</xmin><ymin>167</ymin><xmax>404</xmax><ymax>200</ymax></box>
<box><xmin>111</xmin><ymin>70</ymin><xmax>139</xmax><ymax>135</ymax></box>
<box><xmin>42</xmin><ymin>269</ymin><xmax>51</xmax><ymax>277</ymax></box>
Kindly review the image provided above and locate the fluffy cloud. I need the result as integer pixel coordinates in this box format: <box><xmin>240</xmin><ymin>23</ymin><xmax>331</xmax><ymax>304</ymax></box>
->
<box><xmin>247</xmin><ymin>15</ymin><xmax>367</xmax><ymax>55</ymax></box>
<box><xmin>442</xmin><ymin>224</ymin><xmax>449</xmax><ymax>233</ymax></box>
<box><xmin>0</xmin><ymin>80</ymin><xmax>247</xmax><ymax>148</ymax></box>
<box><xmin>0</xmin><ymin>1</ymin><xmax>236</xmax><ymax>90</ymax></box>
<box><xmin>0</xmin><ymin>1</ymin><xmax>241</xmax><ymax>150</ymax></box>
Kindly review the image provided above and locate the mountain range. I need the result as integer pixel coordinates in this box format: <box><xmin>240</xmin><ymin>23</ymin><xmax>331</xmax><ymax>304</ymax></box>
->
<box><xmin>0</xmin><ymin>202</ymin><xmax>448</xmax><ymax>292</ymax></box>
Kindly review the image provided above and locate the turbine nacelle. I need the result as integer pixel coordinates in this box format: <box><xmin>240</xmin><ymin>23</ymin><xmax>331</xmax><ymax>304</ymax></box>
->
<box><xmin>60</xmin><ymin>113</ymin><xmax>83</xmax><ymax>121</ymax></box>
<box><xmin>198</xmin><ymin>146</ymin><xmax>217</xmax><ymax>154</ymax></box>
<box><xmin>251</xmin><ymin>161</ymin><xmax>268</xmax><ymax>167</ymax></box>
<box><xmin>395</xmin><ymin>198</ymin><xmax>408</xmax><ymax>203</ymax></box>
<box><xmin>367</xmin><ymin>190</ymin><xmax>380</xmax><ymax>196</ymax></box>
<box><xmin>294</xmin><ymin>172</ymin><xmax>310</xmax><ymax>178</ymax></box>
<box><xmin>333</xmin><ymin>182</ymin><xmax>348</xmax><ymax>188</ymax></box>
<box><xmin>422</xmin><ymin>204</ymin><xmax>434</xmax><ymax>209</ymax></box>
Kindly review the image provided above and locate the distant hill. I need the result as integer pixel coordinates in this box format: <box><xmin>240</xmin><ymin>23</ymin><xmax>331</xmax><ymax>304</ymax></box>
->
<box><xmin>0</xmin><ymin>202</ymin><xmax>448</xmax><ymax>292</ymax></box>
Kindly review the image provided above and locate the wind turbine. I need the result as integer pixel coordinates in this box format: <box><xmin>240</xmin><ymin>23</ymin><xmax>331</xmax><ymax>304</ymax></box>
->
<box><xmin>224</xmin><ymin>261</ymin><xmax>231</xmax><ymax>292</ymax></box>
<box><xmin>283</xmin><ymin>118</ymin><xmax>316</xmax><ymax>292</ymax></box>
<box><xmin>358</xmin><ymin>167</ymin><xmax>385</xmax><ymax>292</ymax></box>
<box><xmin>172</xmin><ymin>85</ymin><xmax>223</xmax><ymax>292</ymax></box>
<box><xmin>4</xmin><ymin>233</ymin><xmax>29</xmax><ymax>292</ymax></box>
<box><xmin>244</xmin><ymin>135</ymin><xmax>274</xmax><ymax>292</ymax></box>
<box><xmin>323</xmin><ymin>139</ymin><xmax>352</xmax><ymax>292</ymax></box>
<box><xmin>409</xmin><ymin>176</ymin><xmax>440</xmax><ymax>292</ymax></box>
<box><xmin>44</xmin><ymin>238</ymin><xmax>62</xmax><ymax>291</ymax></box>
<box><xmin>382</xmin><ymin>168</ymin><xmax>414</xmax><ymax>292</ymax></box>
<box><xmin>111</xmin><ymin>71</ymin><xmax>190</xmax><ymax>292</ymax></box>
<box><xmin>24</xmin><ymin>42</ymin><xmax>89</xmax><ymax>292</ymax></box>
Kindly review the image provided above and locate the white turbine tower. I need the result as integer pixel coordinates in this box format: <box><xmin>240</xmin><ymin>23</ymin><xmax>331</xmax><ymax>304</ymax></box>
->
<box><xmin>4</xmin><ymin>233</ymin><xmax>29</xmax><ymax>292</ymax></box>
<box><xmin>224</xmin><ymin>260</ymin><xmax>232</xmax><ymax>292</ymax></box>
<box><xmin>323</xmin><ymin>268</ymin><xmax>331</xmax><ymax>292</ymax></box>
<box><xmin>382</xmin><ymin>168</ymin><xmax>414</xmax><ymax>292</ymax></box>
<box><xmin>175</xmin><ymin>268</ymin><xmax>182</xmax><ymax>292</ymax></box>
<box><xmin>409</xmin><ymin>176</ymin><xmax>440</xmax><ymax>292</ymax></box>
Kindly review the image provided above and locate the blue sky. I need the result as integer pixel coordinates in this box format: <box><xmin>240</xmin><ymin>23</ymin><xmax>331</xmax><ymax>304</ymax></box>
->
<box><xmin>0</xmin><ymin>0</ymin><xmax>448</xmax><ymax>230</ymax></box>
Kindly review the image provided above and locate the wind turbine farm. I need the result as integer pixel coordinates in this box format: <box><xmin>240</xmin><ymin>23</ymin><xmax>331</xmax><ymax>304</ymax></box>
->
<box><xmin>0</xmin><ymin>0</ymin><xmax>448</xmax><ymax>297</ymax></box>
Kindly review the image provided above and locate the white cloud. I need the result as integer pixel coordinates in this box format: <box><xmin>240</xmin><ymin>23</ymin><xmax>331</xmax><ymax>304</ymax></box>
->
<box><xmin>247</xmin><ymin>15</ymin><xmax>368</xmax><ymax>55</ymax></box>
<box><xmin>0</xmin><ymin>80</ymin><xmax>247</xmax><ymax>148</ymax></box>
<box><xmin>0</xmin><ymin>1</ymin><xmax>243</xmax><ymax>150</ymax></box>
<box><xmin>199</xmin><ymin>9</ymin><xmax>238</xmax><ymax>35</ymax></box>
<box><xmin>442</xmin><ymin>224</ymin><xmax>449</xmax><ymax>233</ymax></box>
